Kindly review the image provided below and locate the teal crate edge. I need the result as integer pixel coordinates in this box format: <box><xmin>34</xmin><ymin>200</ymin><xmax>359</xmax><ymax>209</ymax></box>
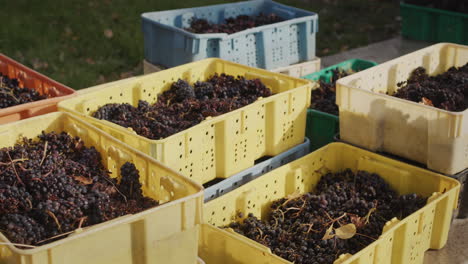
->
<box><xmin>301</xmin><ymin>59</ymin><xmax>378</xmax><ymax>81</ymax></box>
<box><xmin>307</xmin><ymin>108</ymin><xmax>339</xmax><ymax>120</ymax></box>
<box><xmin>400</xmin><ymin>2</ymin><xmax>468</xmax><ymax>18</ymax></box>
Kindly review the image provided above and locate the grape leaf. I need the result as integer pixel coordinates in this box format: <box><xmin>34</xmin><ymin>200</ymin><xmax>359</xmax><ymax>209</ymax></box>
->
<box><xmin>335</xmin><ymin>223</ymin><xmax>356</xmax><ymax>239</ymax></box>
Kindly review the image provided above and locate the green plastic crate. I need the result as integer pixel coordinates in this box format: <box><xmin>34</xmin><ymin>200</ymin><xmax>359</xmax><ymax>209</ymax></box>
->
<box><xmin>302</xmin><ymin>59</ymin><xmax>377</xmax><ymax>151</ymax></box>
<box><xmin>401</xmin><ymin>2</ymin><xmax>468</xmax><ymax>44</ymax></box>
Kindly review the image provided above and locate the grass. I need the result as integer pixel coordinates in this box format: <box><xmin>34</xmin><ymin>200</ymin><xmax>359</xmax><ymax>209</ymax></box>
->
<box><xmin>0</xmin><ymin>0</ymin><xmax>399</xmax><ymax>89</ymax></box>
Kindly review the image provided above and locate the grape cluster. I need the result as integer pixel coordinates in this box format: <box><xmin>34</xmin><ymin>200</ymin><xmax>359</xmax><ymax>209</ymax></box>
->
<box><xmin>393</xmin><ymin>63</ymin><xmax>468</xmax><ymax>112</ymax></box>
<box><xmin>0</xmin><ymin>73</ymin><xmax>48</xmax><ymax>109</ymax></box>
<box><xmin>93</xmin><ymin>73</ymin><xmax>272</xmax><ymax>140</ymax></box>
<box><xmin>0</xmin><ymin>132</ymin><xmax>159</xmax><ymax>247</ymax></box>
<box><xmin>228</xmin><ymin>169</ymin><xmax>426</xmax><ymax>264</ymax></box>
<box><xmin>186</xmin><ymin>13</ymin><xmax>283</xmax><ymax>34</ymax></box>
<box><xmin>310</xmin><ymin>68</ymin><xmax>352</xmax><ymax>116</ymax></box>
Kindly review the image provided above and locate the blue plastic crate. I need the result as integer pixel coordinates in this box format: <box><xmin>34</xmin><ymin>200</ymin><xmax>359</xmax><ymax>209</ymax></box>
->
<box><xmin>204</xmin><ymin>137</ymin><xmax>309</xmax><ymax>202</ymax></box>
<box><xmin>142</xmin><ymin>0</ymin><xmax>318</xmax><ymax>69</ymax></box>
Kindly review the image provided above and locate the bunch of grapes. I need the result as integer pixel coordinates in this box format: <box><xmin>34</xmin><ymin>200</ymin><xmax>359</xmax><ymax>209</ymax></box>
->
<box><xmin>0</xmin><ymin>132</ymin><xmax>159</xmax><ymax>247</ymax></box>
<box><xmin>394</xmin><ymin>63</ymin><xmax>468</xmax><ymax>112</ymax></box>
<box><xmin>93</xmin><ymin>73</ymin><xmax>272</xmax><ymax>140</ymax></box>
<box><xmin>186</xmin><ymin>13</ymin><xmax>283</xmax><ymax>34</ymax></box>
<box><xmin>0</xmin><ymin>73</ymin><xmax>48</xmax><ymax>109</ymax></box>
<box><xmin>229</xmin><ymin>169</ymin><xmax>426</xmax><ymax>264</ymax></box>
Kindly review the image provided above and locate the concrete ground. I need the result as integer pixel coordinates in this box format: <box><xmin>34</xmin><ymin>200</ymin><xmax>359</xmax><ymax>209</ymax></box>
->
<box><xmin>321</xmin><ymin>36</ymin><xmax>430</xmax><ymax>67</ymax></box>
<box><xmin>321</xmin><ymin>36</ymin><xmax>468</xmax><ymax>264</ymax></box>
<box><xmin>424</xmin><ymin>218</ymin><xmax>468</xmax><ymax>264</ymax></box>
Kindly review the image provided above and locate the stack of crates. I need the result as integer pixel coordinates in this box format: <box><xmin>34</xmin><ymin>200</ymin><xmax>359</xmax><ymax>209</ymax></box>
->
<box><xmin>301</xmin><ymin>59</ymin><xmax>377</xmax><ymax>151</ymax></box>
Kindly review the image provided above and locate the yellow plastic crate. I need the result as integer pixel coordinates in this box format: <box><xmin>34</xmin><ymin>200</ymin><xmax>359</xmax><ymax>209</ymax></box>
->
<box><xmin>336</xmin><ymin>43</ymin><xmax>468</xmax><ymax>175</ymax></box>
<box><xmin>199</xmin><ymin>224</ymin><xmax>285</xmax><ymax>264</ymax></box>
<box><xmin>58</xmin><ymin>58</ymin><xmax>312</xmax><ymax>184</ymax></box>
<box><xmin>204</xmin><ymin>142</ymin><xmax>460</xmax><ymax>264</ymax></box>
<box><xmin>0</xmin><ymin>112</ymin><xmax>203</xmax><ymax>264</ymax></box>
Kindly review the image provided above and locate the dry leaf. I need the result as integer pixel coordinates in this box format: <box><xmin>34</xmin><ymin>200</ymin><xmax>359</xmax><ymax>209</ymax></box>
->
<box><xmin>104</xmin><ymin>29</ymin><xmax>113</xmax><ymax>39</ymax></box>
<box><xmin>73</xmin><ymin>176</ymin><xmax>93</xmax><ymax>185</ymax></box>
<box><xmin>421</xmin><ymin>97</ymin><xmax>433</xmax><ymax>106</ymax></box>
<box><xmin>335</xmin><ymin>223</ymin><xmax>356</xmax><ymax>239</ymax></box>
<box><xmin>322</xmin><ymin>224</ymin><xmax>335</xmax><ymax>240</ymax></box>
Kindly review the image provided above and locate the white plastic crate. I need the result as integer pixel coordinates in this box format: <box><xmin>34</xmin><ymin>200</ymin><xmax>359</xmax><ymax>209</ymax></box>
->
<box><xmin>336</xmin><ymin>43</ymin><xmax>468</xmax><ymax>175</ymax></box>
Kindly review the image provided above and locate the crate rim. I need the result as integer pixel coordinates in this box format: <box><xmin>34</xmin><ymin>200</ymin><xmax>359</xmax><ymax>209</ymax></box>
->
<box><xmin>60</xmin><ymin>57</ymin><xmax>312</xmax><ymax>143</ymax></box>
<box><xmin>141</xmin><ymin>0</ymin><xmax>318</xmax><ymax>39</ymax></box>
<box><xmin>0</xmin><ymin>111</ymin><xmax>204</xmax><ymax>254</ymax></box>
<box><xmin>400</xmin><ymin>1</ymin><xmax>468</xmax><ymax>18</ymax></box>
<box><xmin>0</xmin><ymin>53</ymin><xmax>76</xmax><ymax>117</ymax></box>
<box><xmin>336</xmin><ymin>43</ymin><xmax>468</xmax><ymax>116</ymax></box>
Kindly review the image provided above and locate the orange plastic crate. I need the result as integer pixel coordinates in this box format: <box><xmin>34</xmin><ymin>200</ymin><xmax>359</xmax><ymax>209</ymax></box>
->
<box><xmin>0</xmin><ymin>54</ymin><xmax>76</xmax><ymax>124</ymax></box>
